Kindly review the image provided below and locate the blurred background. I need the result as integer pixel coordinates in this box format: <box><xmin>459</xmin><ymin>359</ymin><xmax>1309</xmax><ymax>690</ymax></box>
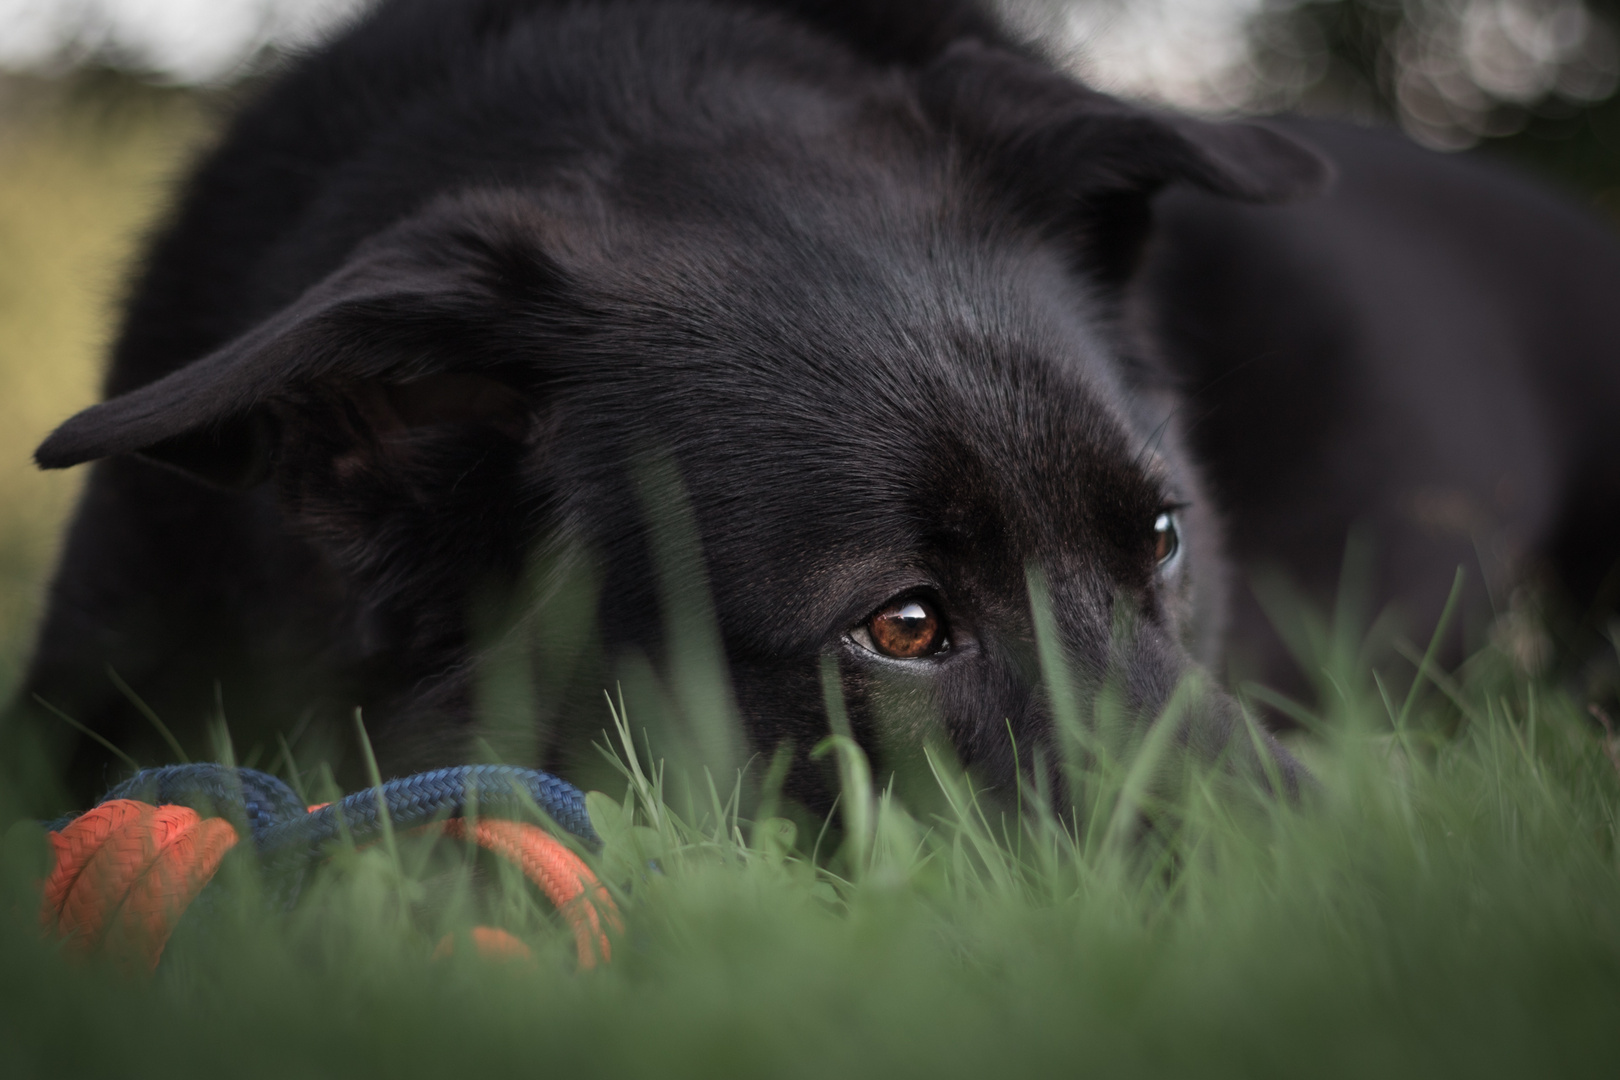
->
<box><xmin>1</xmin><ymin>0</ymin><xmax>1618</xmax><ymax>704</ymax></box>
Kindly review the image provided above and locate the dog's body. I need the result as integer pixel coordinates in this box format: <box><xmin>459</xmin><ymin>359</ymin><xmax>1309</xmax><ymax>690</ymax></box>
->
<box><xmin>1151</xmin><ymin>121</ymin><xmax>1620</xmax><ymax>696</ymax></box>
<box><xmin>16</xmin><ymin>0</ymin><xmax>1620</xmax><ymax>810</ymax></box>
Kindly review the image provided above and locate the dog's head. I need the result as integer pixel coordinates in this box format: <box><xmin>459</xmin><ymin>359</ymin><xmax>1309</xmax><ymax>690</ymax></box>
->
<box><xmin>37</xmin><ymin>41</ymin><xmax>1326</xmax><ymax>808</ymax></box>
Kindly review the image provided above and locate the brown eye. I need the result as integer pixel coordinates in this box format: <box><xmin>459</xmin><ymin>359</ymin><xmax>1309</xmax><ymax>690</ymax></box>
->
<box><xmin>1154</xmin><ymin>512</ymin><xmax>1180</xmax><ymax>566</ymax></box>
<box><xmin>865</xmin><ymin>598</ymin><xmax>946</xmax><ymax>659</ymax></box>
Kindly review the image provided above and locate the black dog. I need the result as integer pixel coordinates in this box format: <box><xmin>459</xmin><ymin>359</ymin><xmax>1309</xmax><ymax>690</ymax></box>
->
<box><xmin>16</xmin><ymin>0</ymin><xmax>1620</xmax><ymax>813</ymax></box>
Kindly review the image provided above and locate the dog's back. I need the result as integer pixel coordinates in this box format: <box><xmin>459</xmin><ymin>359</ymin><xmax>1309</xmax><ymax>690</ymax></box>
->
<box><xmin>1144</xmin><ymin>121</ymin><xmax>1620</xmax><ymax>696</ymax></box>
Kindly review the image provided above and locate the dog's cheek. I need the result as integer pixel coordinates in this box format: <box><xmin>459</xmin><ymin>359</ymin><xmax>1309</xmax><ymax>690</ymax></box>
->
<box><xmin>725</xmin><ymin>657</ymin><xmax>844</xmax><ymax>809</ymax></box>
<box><xmin>856</xmin><ymin>670</ymin><xmax>945</xmax><ymax>762</ymax></box>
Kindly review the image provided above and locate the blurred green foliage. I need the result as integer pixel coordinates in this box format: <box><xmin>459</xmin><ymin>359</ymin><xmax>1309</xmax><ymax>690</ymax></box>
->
<box><xmin>1246</xmin><ymin>0</ymin><xmax>1620</xmax><ymax>205</ymax></box>
<box><xmin>5</xmin><ymin>617</ymin><xmax>1620</xmax><ymax>1078</ymax></box>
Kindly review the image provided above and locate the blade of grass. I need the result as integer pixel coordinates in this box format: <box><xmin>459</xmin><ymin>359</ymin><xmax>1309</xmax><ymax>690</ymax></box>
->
<box><xmin>105</xmin><ymin>664</ymin><xmax>188</xmax><ymax>763</ymax></box>
<box><xmin>1396</xmin><ymin>567</ymin><xmax>1466</xmax><ymax>731</ymax></box>
<box><xmin>32</xmin><ymin>693</ymin><xmax>141</xmax><ymax>773</ymax></box>
<box><xmin>275</xmin><ymin>732</ymin><xmax>309</xmax><ymax>808</ymax></box>
<box><xmin>352</xmin><ymin>708</ymin><xmax>400</xmax><ymax>879</ymax></box>
<box><xmin>1100</xmin><ymin>676</ymin><xmax>1186</xmax><ymax>860</ymax></box>
<box><xmin>814</xmin><ymin>653</ymin><xmax>872</xmax><ymax>874</ymax></box>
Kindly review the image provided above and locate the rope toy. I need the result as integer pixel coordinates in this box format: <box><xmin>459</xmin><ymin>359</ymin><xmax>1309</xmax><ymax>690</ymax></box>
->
<box><xmin>39</xmin><ymin>763</ymin><xmax>619</xmax><ymax>971</ymax></box>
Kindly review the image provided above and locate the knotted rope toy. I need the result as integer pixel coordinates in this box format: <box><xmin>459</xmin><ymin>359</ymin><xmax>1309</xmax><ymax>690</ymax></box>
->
<box><xmin>39</xmin><ymin>763</ymin><xmax>619</xmax><ymax>971</ymax></box>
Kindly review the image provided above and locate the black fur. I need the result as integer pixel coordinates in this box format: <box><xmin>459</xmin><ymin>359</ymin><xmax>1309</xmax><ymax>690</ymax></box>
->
<box><xmin>16</xmin><ymin>0</ymin><xmax>1620</xmax><ymax>813</ymax></box>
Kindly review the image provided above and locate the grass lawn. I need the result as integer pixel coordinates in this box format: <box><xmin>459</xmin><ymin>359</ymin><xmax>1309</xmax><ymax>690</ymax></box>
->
<box><xmin>3</xmin><ymin>77</ymin><xmax>1620</xmax><ymax>1080</ymax></box>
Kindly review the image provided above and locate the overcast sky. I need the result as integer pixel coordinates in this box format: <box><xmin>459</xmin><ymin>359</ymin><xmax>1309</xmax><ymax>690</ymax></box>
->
<box><xmin>0</xmin><ymin>0</ymin><xmax>368</xmax><ymax>83</ymax></box>
<box><xmin>0</xmin><ymin>0</ymin><xmax>1273</xmax><ymax>103</ymax></box>
<box><xmin>0</xmin><ymin>0</ymin><xmax>1613</xmax><ymax>147</ymax></box>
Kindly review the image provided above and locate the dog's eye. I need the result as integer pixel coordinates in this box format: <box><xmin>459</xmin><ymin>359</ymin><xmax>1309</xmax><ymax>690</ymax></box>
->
<box><xmin>860</xmin><ymin>597</ymin><xmax>947</xmax><ymax>659</ymax></box>
<box><xmin>1154</xmin><ymin>511</ymin><xmax>1180</xmax><ymax>566</ymax></box>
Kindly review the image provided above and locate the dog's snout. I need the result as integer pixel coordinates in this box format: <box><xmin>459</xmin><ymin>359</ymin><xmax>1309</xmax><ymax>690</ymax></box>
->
<box><xmin>946</xmin><ymin>573</ymin><xmax>1307</xmax><ymax>802</ymax></box>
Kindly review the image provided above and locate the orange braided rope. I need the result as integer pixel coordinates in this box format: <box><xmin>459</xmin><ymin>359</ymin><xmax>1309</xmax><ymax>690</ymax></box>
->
<box><xmin>42</xmin><ymin>801</ymin><xmax>619</xmax><ymax>971</ymax></box>
<box><xmin>41</xmin><ymin>799</ymin><xmax>150</xmax><ymax>930</ymax></box>
<box><xmin>41</xmin><ymin>799</ymin><xmax>239</xmax><ymax>969</ymax></box>
<box><xmin>432</xmin><ymin>925</ymin><xmax>535</xmax><ymax>963</ymax></box>
<box><xmin>439</xmin><ymin>818</ymin><xmax>621</xmax><ymax>968</ymax></box>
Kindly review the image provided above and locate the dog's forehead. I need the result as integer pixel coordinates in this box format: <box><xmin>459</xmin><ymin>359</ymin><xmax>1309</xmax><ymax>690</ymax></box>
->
<box><xmin>558</xmin><ymin>133</ymin><xmax>1149</xmax><ymax>457</ymax></box>
<box><xmin>542</xmin><ymin>154</ymin><xmax>1170</xmax><ymax>645</ymax></box>
<box><xmin>628</xmin><ymin>153</ymin><xmax>1159</xmax><ymax>483</ymax></box>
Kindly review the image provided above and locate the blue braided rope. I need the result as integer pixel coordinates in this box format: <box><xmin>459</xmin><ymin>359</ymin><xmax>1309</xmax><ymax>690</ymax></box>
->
<box><xmin>100</xmin><ymin>764</ymin><xmax>306</xmax><ymax>848</ymax></box>
<box><xmin>256</xmin><ymin>765</ymin><xmax>599</xmax><ymax>870</ymax></box>
<box><xmin>72</xmin><ymin>764</ymin><xmax>598</xmax><ymax>868</ymax></box>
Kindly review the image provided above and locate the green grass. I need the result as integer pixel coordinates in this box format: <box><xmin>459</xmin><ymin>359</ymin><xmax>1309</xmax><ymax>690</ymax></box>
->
<box><xmin>4</xmin><ymin>611</ymin><xmax>1620</xmax><ymax>1078</ymax></box>
<box><xmin>3</xmin><ymin>73</ymin><xmax>1620</xmax><ymax>1080</ymax></box>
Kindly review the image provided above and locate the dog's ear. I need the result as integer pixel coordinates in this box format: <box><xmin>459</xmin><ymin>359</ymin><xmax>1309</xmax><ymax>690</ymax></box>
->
<box><xmin>920</xmin><ymin>42</ymin><xmax>1332</xmax><ymax>283</ymax></box>
<box><xmin>35</xmin><ymin>191</ymin><xmax>561</xmax><ymax>489</ymax></box>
